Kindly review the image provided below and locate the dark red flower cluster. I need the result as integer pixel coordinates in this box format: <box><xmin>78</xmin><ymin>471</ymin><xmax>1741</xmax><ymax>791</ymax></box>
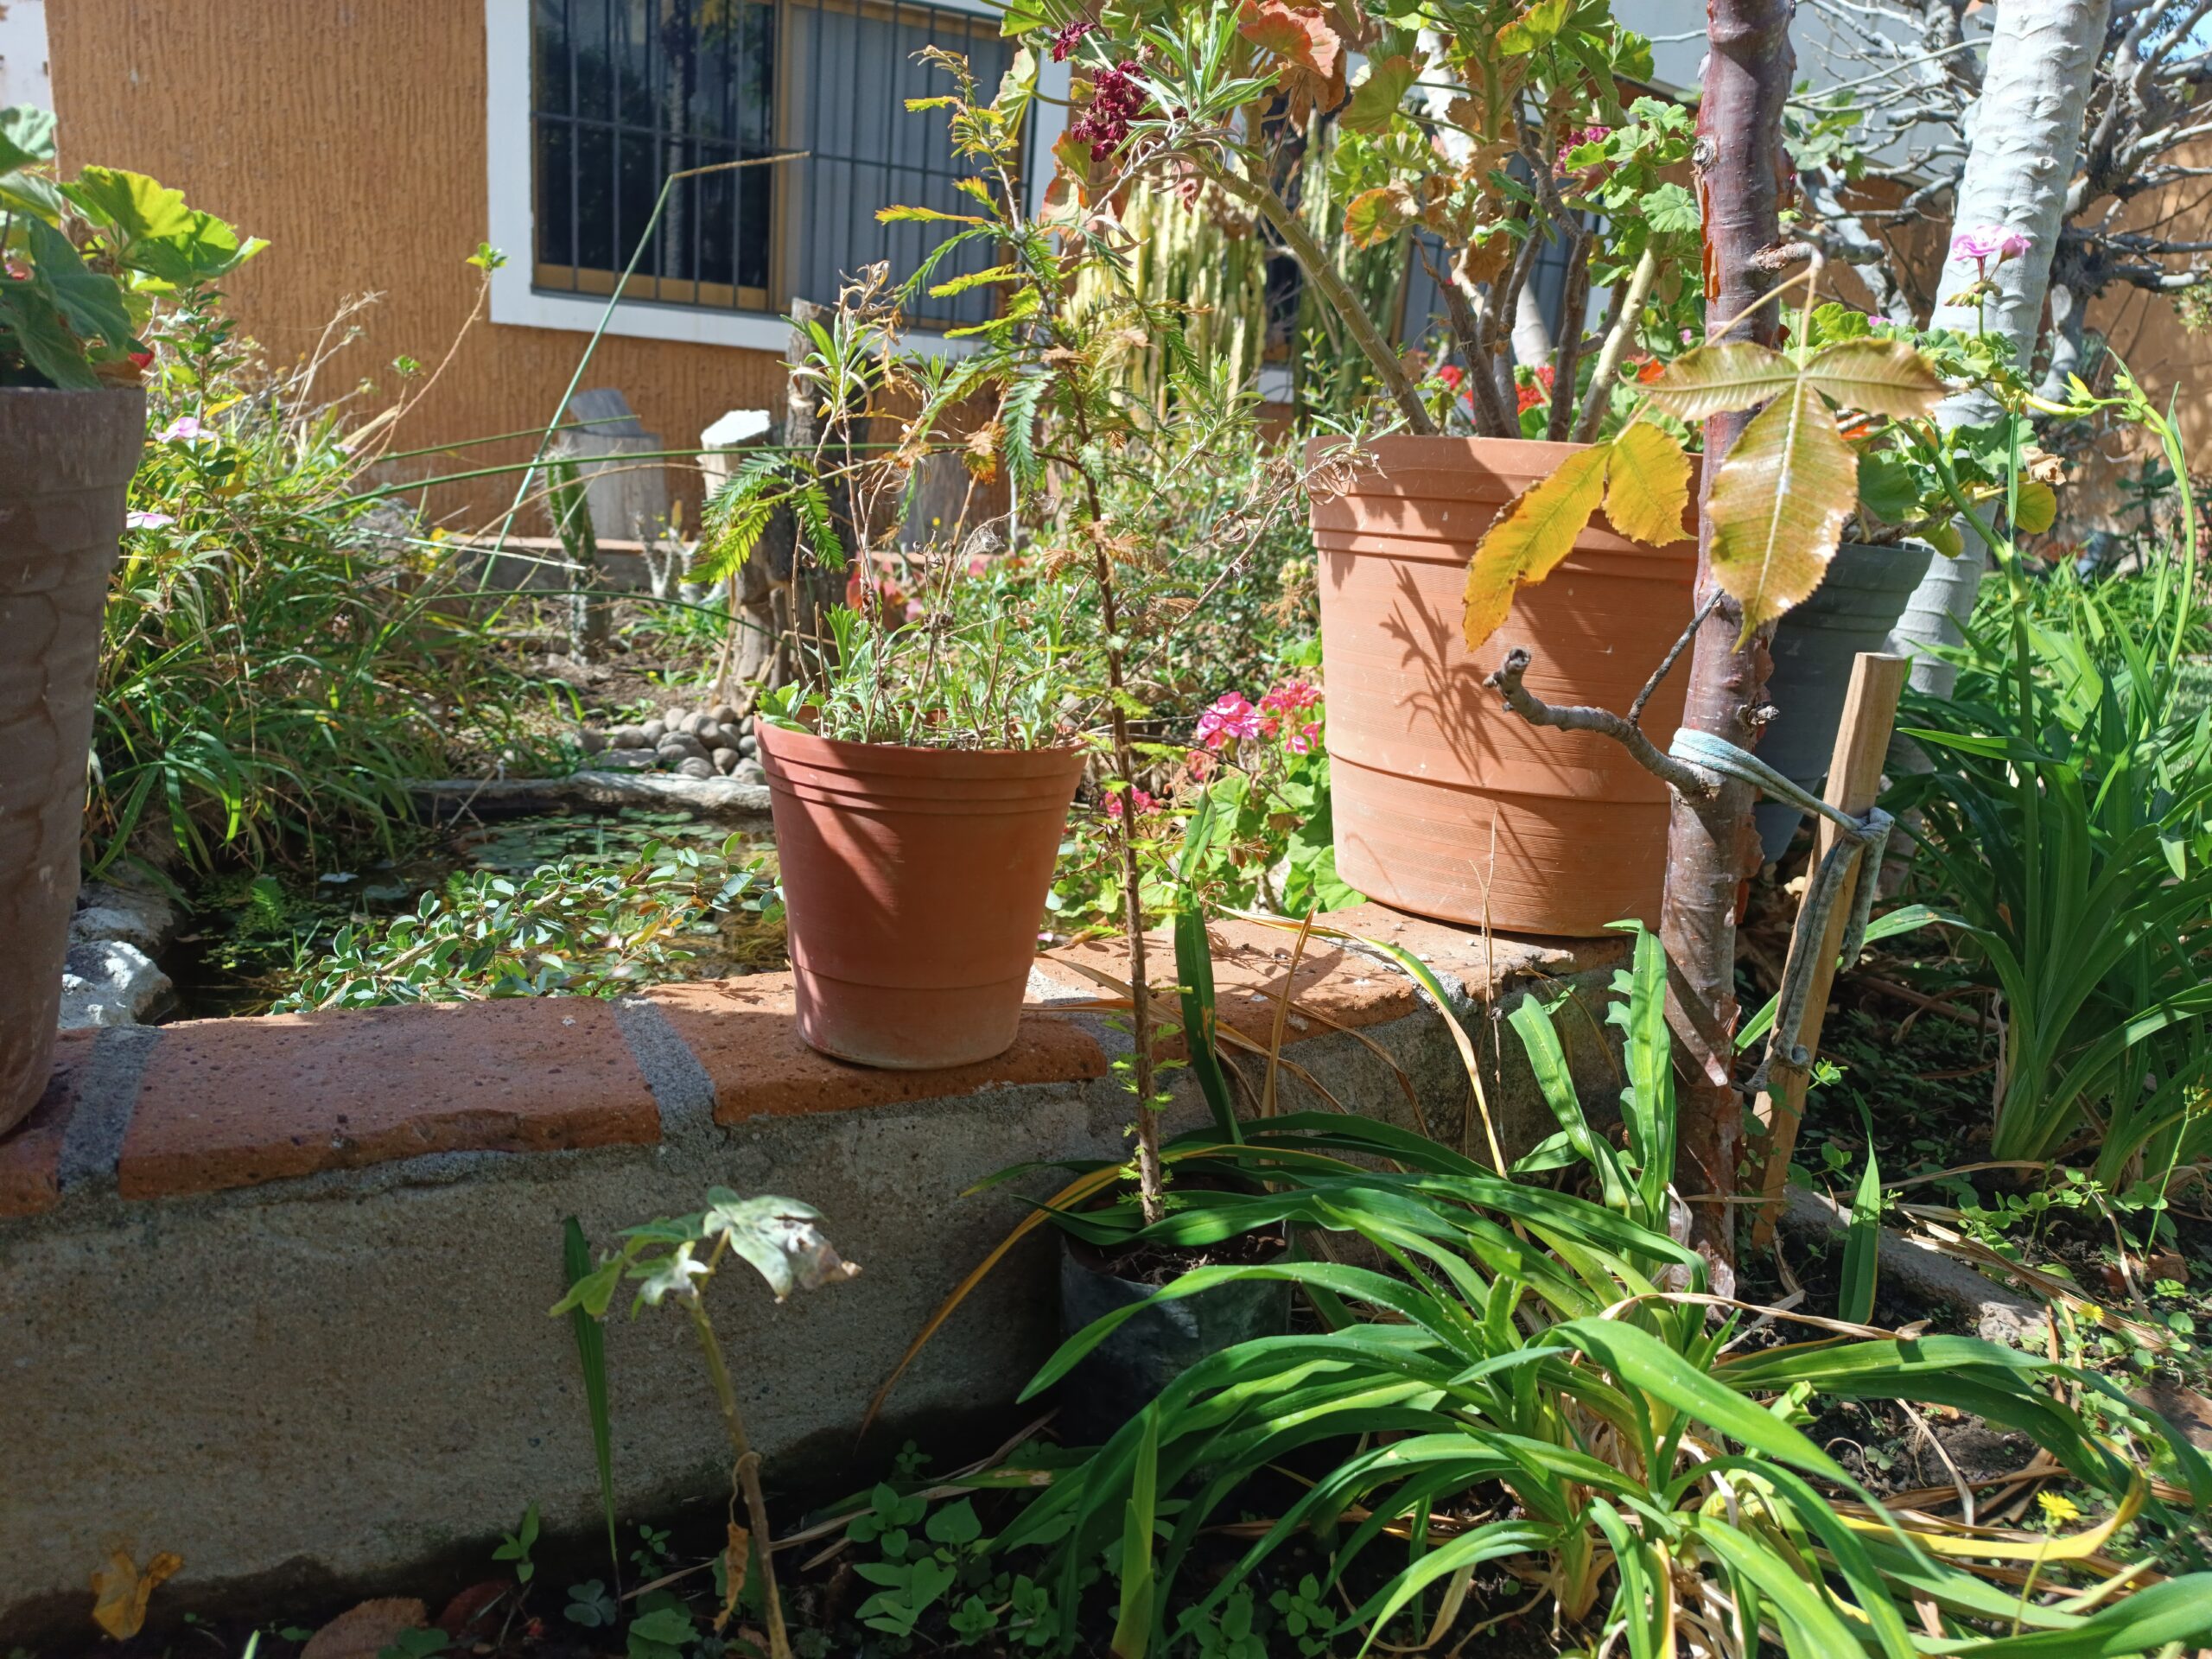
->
<box><xmin>1068</xmin><ymin>60</ymin><xmax>1146</xmax><ymax>161</ymax></box>
<box><xmin>1050</xmin><ymin>18</ymin><xmax>1096</xmax><ymax>60</ymax></box>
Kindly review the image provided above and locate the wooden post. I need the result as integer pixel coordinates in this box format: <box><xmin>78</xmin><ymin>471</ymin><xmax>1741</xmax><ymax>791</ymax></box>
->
<box><xmin>1750</xmin><ymin>651</ymin><xmax>1909</xmax><ymax>1247</ymax></box>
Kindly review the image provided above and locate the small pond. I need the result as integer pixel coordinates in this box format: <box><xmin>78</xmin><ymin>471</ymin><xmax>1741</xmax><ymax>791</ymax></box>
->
<box><xmin>162</xmin><ymin>807</ymin><xmax>784</xmax><ymax>1019</ymax></box>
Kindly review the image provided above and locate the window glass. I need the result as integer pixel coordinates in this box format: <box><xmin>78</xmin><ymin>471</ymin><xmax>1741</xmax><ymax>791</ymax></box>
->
<box><xmin>529</xmin><ymin>0</ymin><xmax>1016</xmax><ymax>325</ymax></box>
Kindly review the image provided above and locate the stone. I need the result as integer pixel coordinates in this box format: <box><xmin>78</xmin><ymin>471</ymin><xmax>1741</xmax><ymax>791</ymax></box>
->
<box><xmin>733</xmin><ymin>760</ymin><xmax>767</xmax><ymax>785</ymax></box>
<box><xmin>676</xmin><ymin>757</ymin><xmax>716</xmax><ymax>780</ymax></box>
<box><xmin>597</xmin><ymin>747</ymin><xmax>658</xmax><ymax>772</ymax></box>
<box><xmin>739</xmin><ymin>734</ymin><xmax>759</xmax><ymax>757</ymax></box>
<box><xmin>658</xmin><ymin>734</ymin><xmax>710</xmax><ymax>765</ymax></box>
<box><xmin>664</xmin><ymin>705</ymin><xmax>690</xmax><ymax>728</ymax></box>
<box><xmin>70</xmin><ymin>881</ymin><xmax>177</xmax><ymax>957</ymax></box>
<box><xmin>700</xmin><ymin>723</ymin><xmax>735</xmax><ymax>753</ymax></box>
<box><xmin>609</xmin><ymin>724</ymin><xmax>650</xmax><ymax>749</ymax></box>
<box><xmin>57</xmin><ymin>941</ymin><xmax>171</xmax><ymax>1030</ymax></box>
<box><xmin>710</xmin><ymin>702</ymin><xmax>741</xmax><ymax>727</ymax></box>
<box><xmin>640</xmin><ymin>720</ymin><xmax>667</xmax><ymax>746</ymax></box>
<box><xmin>738</xmin><ymin>715</ymin><xmax>754</xmax><ymax>734</ymax></box>
<box><xmin>712</xmin><ymin>747</ymin><xmax>741</xmax><ymax>776</ymax></box>
<box><xmin>577</xmin><ymin>728</ymin><xmax>608</xmax><ymax>754</ymax></box>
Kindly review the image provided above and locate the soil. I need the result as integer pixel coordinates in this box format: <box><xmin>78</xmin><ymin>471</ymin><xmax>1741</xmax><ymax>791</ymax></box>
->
<box><xmin>1067</xmin><ymin>1219</ymin><xmax>1292</xmax><ymax>1290</ymax></box>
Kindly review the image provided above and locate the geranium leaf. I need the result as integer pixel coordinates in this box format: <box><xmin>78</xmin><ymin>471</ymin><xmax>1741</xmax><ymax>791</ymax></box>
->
<box><xmin>1461</xmin><ymin>443</ymin><xmax>1611</xmax><ymax>649</ymax></box>
<box><xmin>1340</xmin><ymin>54</ymin><xmax>1421</xmax><ymax>134</ymax></box>
<box><xmin>1602</xmin><ymin>423</ymin><xmax>1692</xmax><ymax>547</ymax></box>
<box><xmin>1707</xmin><ymin>382</ymin><xmax>1859</xmax><ymax>645</ymax></box>
<box><xmin>1344</xmin><ymin>184</ymin><xmax>1417</xmax><ymax>250</ymax></box>
<box><xmin>1801</xmin><ymin>336</ymin><xmax>1945</xmax><ymax>419</ymax></box>
<box><xmin>1639</xmin><ymin>341</ymin><xmax>1795</xmax><ymax>422</ymax></box>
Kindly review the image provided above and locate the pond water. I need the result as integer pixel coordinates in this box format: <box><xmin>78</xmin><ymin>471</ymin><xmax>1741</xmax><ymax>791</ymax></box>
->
<box><xmin>162</xmin><ymin>808</ymin><xmax>781</xmax><ymax>1019</ymax></box>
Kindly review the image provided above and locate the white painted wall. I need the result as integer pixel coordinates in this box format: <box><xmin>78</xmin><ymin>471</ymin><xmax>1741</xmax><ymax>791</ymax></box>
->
<box><xmin>0</xmin><ymin>0</ymin><xmax>53</xmax><ymax>111</ymax></box>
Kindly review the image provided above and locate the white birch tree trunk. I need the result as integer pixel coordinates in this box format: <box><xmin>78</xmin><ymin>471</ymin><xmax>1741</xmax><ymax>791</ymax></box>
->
<box><xmin>1887</xmin><ymin>0</ymin><xmax>2113</xmax><ymax>696</ymax></box>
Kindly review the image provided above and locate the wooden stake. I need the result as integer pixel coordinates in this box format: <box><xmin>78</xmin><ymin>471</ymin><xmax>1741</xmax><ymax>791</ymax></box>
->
<box><xmin>1750</xmin><ymin>651</ymin><xmax>1909</xmax><ymax>1248</ymax></box>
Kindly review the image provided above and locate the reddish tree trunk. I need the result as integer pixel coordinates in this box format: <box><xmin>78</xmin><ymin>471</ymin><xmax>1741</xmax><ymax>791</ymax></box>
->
<box><xmin>1666</xmin><ymin>0</ymin><xmax>1796</xmax><ymax>1286</ymax></box>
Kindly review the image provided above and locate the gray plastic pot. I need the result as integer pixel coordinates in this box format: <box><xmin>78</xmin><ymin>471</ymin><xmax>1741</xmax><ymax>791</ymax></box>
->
<box><xmin>0</xmin><ymin>386</ymin><xmax>146</xmax><ymax>1133</ymax></box>
<box><xmin>1755</xmin><ymin>539</ymin><xmax>1935</xmax><ymax>865</ymax></box>
<box><xmin>1055</xmin><ymin>1228</ymin><xmax>1294</xmax><ymax>1445</ymax></box>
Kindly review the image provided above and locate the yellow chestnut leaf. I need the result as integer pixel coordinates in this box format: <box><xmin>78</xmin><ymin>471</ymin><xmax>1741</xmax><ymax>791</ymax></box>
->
<box><xmin>1461</xmin><ymin>443</ymin><xmax>1611</xmax><ymax>649</ymax></box>
<box><xmin>1801</xmin><ymin>337</ymin><xmax>1946</xmax><ymax>420</ymax></box>
<box><xmin>1638</xmin><ymin>340</ymin><xmax>1796</xmax><ymax>423</ymax></box>
<box><xmin>1603</xmin><ymin>422</ymin><xmax>1693</xmax><ymax>547</ymax></box>
<box><xmin>1707</xmin><ymin>382</ymin><xmax>1859</xmax><ymax>646</ymax></box>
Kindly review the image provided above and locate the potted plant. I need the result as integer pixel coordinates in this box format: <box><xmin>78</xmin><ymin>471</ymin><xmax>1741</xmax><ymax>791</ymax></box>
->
<box><xmin>1023</xmin><ymin>0</ymin><xmax>1708</xmax><ymax>932</ymax></box>
<box><xmin>702</xmin><ymin>270</ymin><xmax>1092</xmax><ymax>1069</ymax></box>
<box><xmin>0</xmin><ymin>109</ymin><xmax>257</xmax><ymax>1130</ymax></box>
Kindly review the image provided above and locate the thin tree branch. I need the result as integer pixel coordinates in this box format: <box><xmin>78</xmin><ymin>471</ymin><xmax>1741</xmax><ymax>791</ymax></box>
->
<box><xmin>1484</xmin><ymin>648</ymin><xmax>1716</xmax><ymax>798</ymax></box>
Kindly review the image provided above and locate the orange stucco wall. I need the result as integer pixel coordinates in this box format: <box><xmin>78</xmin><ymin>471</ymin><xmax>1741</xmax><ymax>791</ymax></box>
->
<box><xmin>48</xmin><ymin>2</ymin><xmax>789</xmax><ymax>531</ymax></box>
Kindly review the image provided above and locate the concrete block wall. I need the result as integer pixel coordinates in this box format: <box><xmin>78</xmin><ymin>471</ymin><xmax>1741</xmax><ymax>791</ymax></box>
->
<box><xmin>0</xmin><ymin>906</ymin><xmax>1628</xmax><ymax>1639</ymax></box>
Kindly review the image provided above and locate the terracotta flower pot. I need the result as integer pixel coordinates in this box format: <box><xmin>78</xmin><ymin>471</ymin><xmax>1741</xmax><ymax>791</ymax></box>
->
<box><xmin>1309</xmin><ymin>434</ymin><xmax>1697</xmax><ymax>937</ymax></box>
<box><xmin>0</xmin><ymin>385</ymin><xmax>146</xmax><ymax>1133</ymax></box>
<box><xmin>756</xmin><ymin>723</ymin><xmax>1085</xmax><ymax>1068</ymax></box>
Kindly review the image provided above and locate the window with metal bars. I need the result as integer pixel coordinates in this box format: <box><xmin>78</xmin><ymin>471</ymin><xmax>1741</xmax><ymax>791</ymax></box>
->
<box><xmin>529</xmin><ymin>0</ymin><xmax>1019</xmax><ymax>331</ymax></box>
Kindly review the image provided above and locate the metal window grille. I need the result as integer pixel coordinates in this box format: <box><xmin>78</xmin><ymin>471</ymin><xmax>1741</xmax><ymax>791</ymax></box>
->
<box><xmin>530</xmin><ymin>0</ymin><xmax>1018</xmax><ymax>330</ymax></box>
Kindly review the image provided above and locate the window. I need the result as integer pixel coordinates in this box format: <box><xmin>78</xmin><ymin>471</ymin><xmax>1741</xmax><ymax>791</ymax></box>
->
<box><xmin>527</xmin><ymin>0</ymin><xmax>1020</xmax><ymax>332</ymax></box>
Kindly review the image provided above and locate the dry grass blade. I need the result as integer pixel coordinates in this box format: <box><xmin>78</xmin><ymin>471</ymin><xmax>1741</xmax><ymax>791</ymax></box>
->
<box><xmin>1262</xmin><ymin>911</ymin><xmax>1319</xmax><ymax>1119</ymax></box>
<box><xmin>857</xmin><ymin>1160</ymin><xmax>1126</xmax><ymax>1440</ymax></box>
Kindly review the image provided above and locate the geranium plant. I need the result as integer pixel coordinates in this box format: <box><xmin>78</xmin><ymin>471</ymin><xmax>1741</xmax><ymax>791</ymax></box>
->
<box><xmin>1022</xmin><ymin>0</ymin><xmax>1700</xmax><ymax>435</ymax></box>
<box><xmin>0</xmin><ymin>105</ymin><xmax>260</xmax><ymax>388</ymax></box>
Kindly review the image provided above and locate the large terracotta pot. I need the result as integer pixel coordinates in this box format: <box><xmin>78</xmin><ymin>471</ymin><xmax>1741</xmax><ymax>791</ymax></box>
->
<box><xmin>756</xmin><ymin>723</ymin><xmax>1085</xmax><ymax>1068</ymax></box>
<box><xmin>0</xmin><ymin>386</ymin><xmax>145</xmax><ymax>1135</ymax></box>
<box><xmin>1310</xmin><ymin>435</ymin><xmax>1697</xmax><ymax>937</ymax></box>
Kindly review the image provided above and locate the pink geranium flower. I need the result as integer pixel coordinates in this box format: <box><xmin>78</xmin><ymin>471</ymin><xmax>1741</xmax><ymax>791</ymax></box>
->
<box><xmin>1185</xmin><ymin>749</ymin><xmax>1215</xmax><ymax>781</ymax></box>
<box><xmin>1261</xmin><ymin>680</ymin><xmax>1321</xmax><ymax>716</ymax></box>
<box><xmin>1951</xmin><ymin>224</ymin><xmax>2031</xmax><ymax>268</ymax></box>
<box><xmin>1193</xmin><ymin>692</ymin><xmax>1263</xmax><ymax>749</ymax></box>
<box><xmin>1104</xmin><ymin>786</ymin><xmax>1158</xmax><ymax>819</ymax></box>
<box><xmin>1284</xmin><ymin>721</ymin><xmax>1321</xmax><ymax>755</ymax></box>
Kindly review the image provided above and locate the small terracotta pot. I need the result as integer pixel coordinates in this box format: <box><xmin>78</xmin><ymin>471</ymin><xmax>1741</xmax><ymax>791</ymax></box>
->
<box><xmin>1310</xmin><ymin>434</ymin><xmax>1698</xmax><ymax>936</ymax></box>
<box><xmin>756</xmin><ymin>723</ymin><xmax>1085</xmax><ymax>1069</ymax></box>
<box><xmin>0</xmin><ymin>386</ymin><xmax>146</xmax><ymax>1134</ymax></box>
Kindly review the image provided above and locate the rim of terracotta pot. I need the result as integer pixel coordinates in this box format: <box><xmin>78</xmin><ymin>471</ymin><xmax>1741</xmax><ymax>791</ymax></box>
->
<box><xmin>754</xmin><ymin>720</ymin><xmax>1088</xmax><ymax>775</ymax></box>
<box><xmin>755</xmin><ymin>721</ymin><xmax>1089</xmax><ymax>816</ymax></box>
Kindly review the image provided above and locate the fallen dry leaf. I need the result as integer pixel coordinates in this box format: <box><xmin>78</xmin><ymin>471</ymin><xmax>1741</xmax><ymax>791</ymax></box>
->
<box><xmin>435</xmin><ymin>1581</ymin><xmax>512</xmax><ymax>1637</ymax></box>
<box><xmin>92</xmin><ymin>1548</ymin><xmax>182</xmax><ymax>1640</ymax></box>
<box><xmin>714</xmin><ymin>1522</ymin><xmax>752</xmax><ymax>1633</ymax></box>
<box><xmin>301</xmin><ymin>1598</ymin><xmax>429</xmax><ymax>1659</ymax></box>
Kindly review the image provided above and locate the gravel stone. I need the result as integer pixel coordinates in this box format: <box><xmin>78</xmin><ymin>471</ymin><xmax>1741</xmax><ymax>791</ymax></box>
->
<box><xmin>711</xmin><ymin>747</ymin><xmax>741</xmax><ymax>775</ymax></box>
<box><xmin>58</xmin><ymin>940</ymin><xmax>172</xmax><ymax>1030</ymax></box>
<box><xmin>577</xmin><ymin>728</ymin><xmax>608</xmax><ymax>754</ymax></box>
<box><xmin>732</xmin><ymin>760</ymin><xmax>766</xmax><ymax>785</ymax></box>
<box><xmin>609</xmin><ymin>725</ymin><xmax>650</xmax><ymax>749</ymax></box>
<box><xmin>710</xmin><ymin>703</ymin><xmax>741</xmax><ymax>727</ymax></box>
<box><xmin>597</xmin><ymin>747</ymin><xmax>658</xmax><ymax>772</ymax></box>
<box><xmin>738</xmin><ymin>734</ymin><xmax>758</xmax><ymax>757</ymax></box>
<box><xmin>658</xmin><ymin>734</ymin><xmax>711</xmax><ymax>765</ymax></box>
<box><xmin>700</xmin><ymin>723</ymin><xmax>735</xmax><ymax>753</ymax></box>
<box><xmin>675</xmin><ymin>757</ymin><xmax>717</xmax><ymax>780</ymax></box>
<box><xmin>640</xmin><ymin>720</ymin><xmax>667</xmax><ymax>746</ymax></box>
